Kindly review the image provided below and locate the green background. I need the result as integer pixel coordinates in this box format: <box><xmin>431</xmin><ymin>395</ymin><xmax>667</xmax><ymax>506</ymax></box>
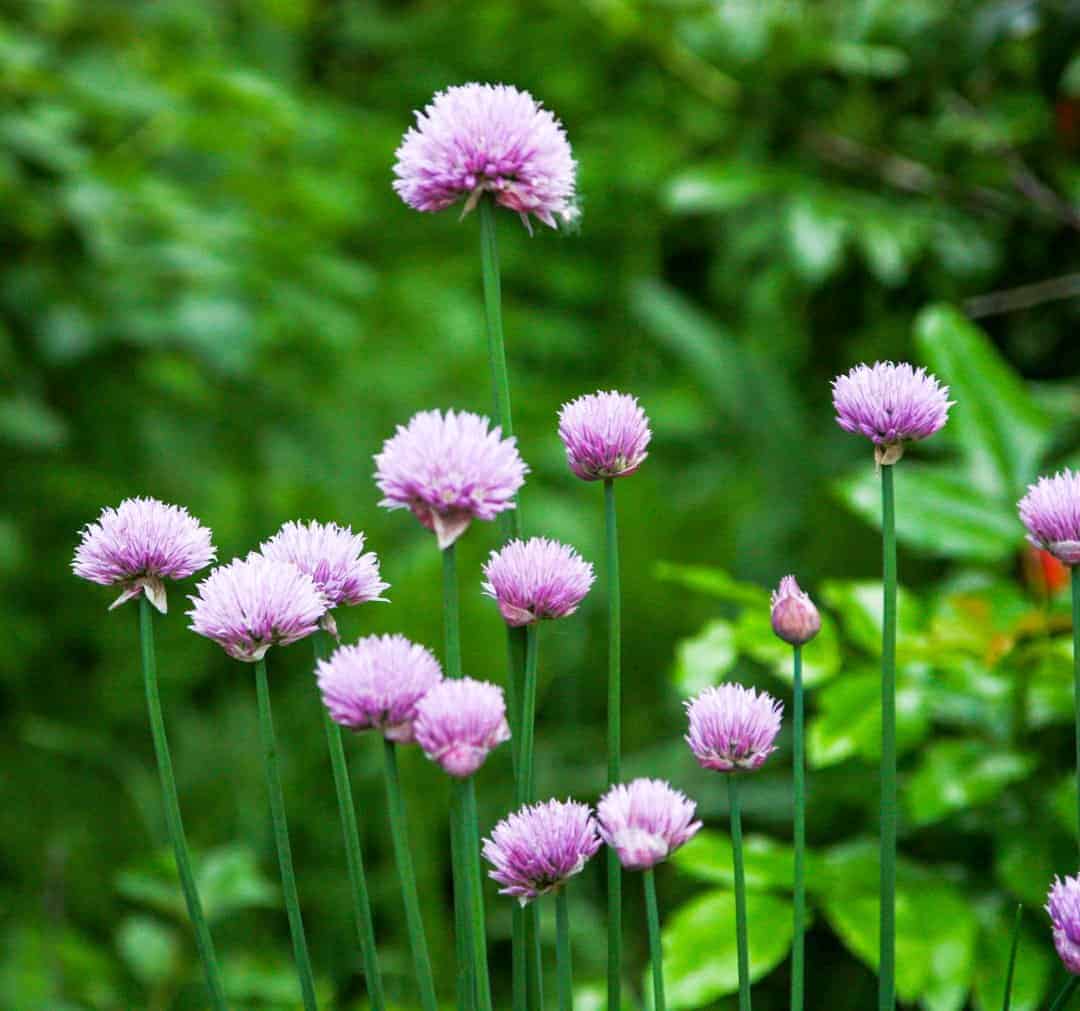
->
<box><xmin>4</xmin><ymin>0</ymin><xmax>1080</xmax><ymax>1007</ymax></box>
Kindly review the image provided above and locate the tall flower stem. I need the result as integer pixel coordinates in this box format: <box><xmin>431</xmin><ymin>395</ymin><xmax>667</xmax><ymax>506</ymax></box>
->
<box><xmin>517</xmin><ymin>625</ymin><xmax>540</xmax><ymax>803</ymax></box>
<box><xmin>254</xmin><ymin>657</ymin><xmax>318</xmax><ymax>1011</ymax></box>
<box><xmin>459</xmin><ymin>777</ymin><xmax>494</xmax><ymax>1011</ymax></box>
<box><xmin>479</xmin><ymin>196</ymin><xmax>514</xmax><ymax>445</ymax></box>
<box><xmin>1001</xmin><ymin>904</ymin><xmax>1022</xmax><ymax>1011</ymax></box>
<box><xmin>643</xmin><ymin>868</ymin><xmax>666</xmax><ymax>1011</ymax></box>
<box><xmin>312</xmin><ymin>633</ymin><xmax>384</xmax><ymax>1011</ymax></box>
<box><xmin>604</xmin><ymin>477</ymin><xmax>623</xmax><ymax>1011</ymax></box>
<box><xmin>1072</xmin><ymin>565</ymin><xmax>1080</xmax><ymax>852</ymax></box>
<box><xmin>555</xmin><ymin>890</ymin><xmax>574</xmax><ymax>1011</ymax></box>
<box><xmin>880</xmin><ymin>464</ymin><xmax>897</xmax><ymax>1011</ymax></box>
<box><xmin>442</xmin><ymin>545</ymin><xmax>462</xmax><ymax>679</ymax></box>
<box><xmin>381</xmin><ymin>740</ymin><xmax>439</xmax><ymax>1011</ymax></box>
<box><xmin>791</xmin><ymin>644</ymin><xmax>805</xmax><ymax>1011</ymax></box>
<box><xmin>728</xmin><ymin>775</ymin><xmax>751</xmax><ymax>1011</ymax></box>
<box><xmin>137</xmin><ymin>598</ymin><xmax>228</xmax><ymax>1010</ymax></box>
<box><xmin>1050</xmin><ymin>977</ymin><xmax>1079</xmax><ymax>1011</ymax></box>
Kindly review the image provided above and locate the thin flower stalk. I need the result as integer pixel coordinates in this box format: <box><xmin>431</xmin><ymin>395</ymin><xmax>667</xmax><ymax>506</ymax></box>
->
<box><xmin>1002</xmin><ymin>904</ymin><xmax>1022</xmax><ymax>1011</ymax></box>
<box><xmin>1050</xmin><ymin>977</ymin><xmax>1079</xmax><ymax>1011</ymax></box>
<box><xmin>460</xmin><ymin>776</ymin><xmax>494</xmax><ymax>1011</ymax></box>
<box><xmin>556</xmin><ymin>888</ymin><xmax>574</xmax><ymax>1011</ymax></box>
<box><xmin>791</xmin><ymin>644</ymin><xmax>806</xmax><ymax>1011</ymax></box>
<box><xmin>880</xmin><ymin>465</ymin><xmax>897</xmax><ymax>1011</ymax></box>
<box><xmin>1073</xmin><ymin>566</ymin><xmax>1080</xmax><ymax>853</ymax></box>
<box><xmin>729</xmin><ymin>775</ymin><xmax>751</xmax><ymax>1011</ymax></box>
<box><xmin>605</xmin><ymin>477</ymin><xmax>623</xmax><ymax>1011</ymax></box>
<box><xmin>644</xmin><ymin>868</ymin><xmax>665</xmax><ymax>1011</ymax></box>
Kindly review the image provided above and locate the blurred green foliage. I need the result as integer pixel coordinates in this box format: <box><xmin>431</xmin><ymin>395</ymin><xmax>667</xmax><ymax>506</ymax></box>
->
<box><xmin>3</xmin><ymin>0</ymin><xmax>1080</xmax><ymax>1008</ymax></box>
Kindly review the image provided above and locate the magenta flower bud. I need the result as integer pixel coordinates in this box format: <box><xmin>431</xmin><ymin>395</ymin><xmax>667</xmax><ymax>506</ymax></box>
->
<box><xmin>374</xmin><ymin>409</ymin><xmax>528</xmax><ymax>549</ymax></box>
<box><xmin>259</xmin><ymin>520</ymin><xmax>389</xmax><ymax>637</ymax></box>
<box><xmin>393</xmin><ymin>83</ymin><xmax>577</xmax><ymax>233</ymax></box>
<box><xmin>831</xmin><ymin>361</ymin><xmax>952</xmax><ymax>465</ymax></box>
<box><xmin>597</xmin><ymin>778</ymin><xmax>702</xmax><ymax>871</ymax></box>
<box><xmin>413</xmin><ymin>677</ymin><xmax>510</xmax><ymax>777</ymax></box>
<box><xmin>187</xmin><ymin>555</ymin><xmax>326</xmax><ymax>662</ymax></box>
<box><xmin>1048</xmin><ymin>874</ymin><xmax>1080</xmax><ymax>974</ymax></box>
<box><xmin>482</xmin><ymin>537</ymin><xmax>595</xmax><ymax>627</ymax></box>
<box><xmin>483</xmin><ymin>799</ymin><xmax>602</xmax><ymax>905</ymax></box>
<box><xmin>1019</xmin><ymin>470</ymin><xmax>1080</xmax><ymax>566</ymax></box>
<box><xmin>770</xmin><ymin>575</ymin><xmax>821</xmax><ymax>646</ymax></box>
<box><xmin>557</xmin><ymin>390</ymin><xmax>651</xmax><ymax>481</ymax></box>
<box><xmin>72</xmin><ymin>497</ymin><xmax>216</xmax><ymax>613</ymax></box>
<box><xmin>316</xmin><ymin>634</ymin><xmax>443</xmax><ymax>743</ymax></box>
<box><xmin>685</xmin><ymin>683</ymin><xmax>783</xmax><ymax>773</ymax></box>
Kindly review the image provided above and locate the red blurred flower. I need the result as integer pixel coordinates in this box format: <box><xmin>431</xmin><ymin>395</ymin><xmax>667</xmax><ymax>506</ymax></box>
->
<box><xmin>1022</xmin><ymin>544</ymin><xmax>1070</xmax><ymax>597</ymax></box>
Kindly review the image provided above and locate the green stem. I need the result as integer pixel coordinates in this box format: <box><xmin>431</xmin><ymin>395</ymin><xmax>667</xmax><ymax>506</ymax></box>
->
<box><xmin>137</xmin><ymin>599</ymin><xmax>228</xmax><ymax>1009</ymax></box>
<box><xmin>381</xmin><ymin>740</ymin><xmax>439</xmax><ymax>1011</ymax></box>
<box><xmin>451</xmin><ymin>786</ymin><xmax>476</xmax><ymax>1011</ymax></box>
<box><xmin>443</xmin><ymin>544</ymin><xmax>461</xmax><ymax>679</ymax></box>
<box><xmin>530</xmin><ymin>904</ymin><xmax>546</xmax><ymax>1011</ymax></box>
<box><xmin>644</xmin><ymin>868</ymin><xmax>665</xmax><ymax>1011</ymax></box>
<box><xmin>1073</xmin><ymin>566</ymin><xmax>1080</xmax><ymax>852</ymax></box>
<box><xmin>556</xmin><ymin>890</ymin><xmax>574</xmax><ymax>1011</ymax></box>
<box><xmin>1050</xmin><ymin>976</ymin><xmax>1079</xmax><ymax>1011</ymax></box>
<box><xmin>791</xmin><ymin>644</ymin><xmax>805</xmax><ymax>1011</ymax></box>
<box><xmin>729</xmin><ymin>776</ymin><xmax>751</xmax><ymax>1011</ymax></box>
<box><xmin>479</xmin><ymin>195</ymin><xmax>514</xmax><ymax>445</ymax></box>
<box><xmin>254</xmin><ymin>658</ymin><xmax>318</xmax><ymax>1011</ymax></box>
<box><xmin>512</xmin><ymin>905</ymin><xmax>528</xmax><ymax>1011</ymax></box>
<box><xmin>313</xmin><ymin>635</ymin><xmax>384</xmax><ymax>1010</ymax></box>
<box><xmin>604</xmin><ymin>477</ymin><xmax>623</xmax><ymax>1011</ymax></box>
<box><xmin>880</xmin><ymin>464</ymin><xmax>897</xmax><ymax>1011</ymax></box>
<box><xmin>460</xmin><ymin>778</ymin><xmax>493</xmax><ymax>1011</ymax></box>
<box><xmin>517</xmin><ymin>625</ymin><xmax>540</xmax><ymax>804</ymax></box>
<box><xmin>1002</xmin><ymin>904</ymin><xmax>1022</xmax><ymax>1011</ymax></box>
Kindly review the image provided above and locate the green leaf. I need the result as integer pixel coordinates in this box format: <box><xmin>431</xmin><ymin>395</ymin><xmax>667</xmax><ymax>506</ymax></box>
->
<box><xmin>655</xmin><ymin>562</ymin><xmax>768</xmax><ymax>608</ymax></box>
<box><xmin>672</xmin><ymin>829</ymin><xmax>794</xmax><ymax>891</ymax></box>
<box><xmin>116</xmin><ymin>916</ymin><xmax>180</xmax><ymax>987</ymax></box>
<box><xmin>660</xmin><ymin>889</ymin><xmax>793</xmax><ymax>1008</ymax></box>
<box><xmin>994</xmin><ymin>831</ymin><xmax>1058</xmax><ymax>907</ymax></box>
<box><xmin>820</xmin><ymin>580</ymin><xmax>924</xmax><ymax>656</ymax></box>
<box><xmin>197</xmin><ymin>844</ymin><xmax>279</xmax><ymax>920</ymax></box>
<box><xmin>914</xmin><ymin>305</ymin><xmax>1052</xmax><ymax>497</ymax></box>
<box><xmin>735</xmin><ymin>607</ymin><xmax>841</xmax><ymax>687</ymax></box>
<box><xmin>672</xmin><ymin>620</ymin><xmax>738</xmax><ymax>694</ymax></box>
<box><xmin>786</xmin><ymin>198</ymin><xmax>849</xmax><ymax>283</ymax></box>
<box><xmin>662</xmin><ymin>162</ymin><xmax>795</xmax><ymax>214</ymax></box>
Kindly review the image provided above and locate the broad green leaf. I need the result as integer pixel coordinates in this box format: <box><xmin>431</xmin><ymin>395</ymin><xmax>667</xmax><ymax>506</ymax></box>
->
<box><xmin>973</xmin><ymin>905</ymin><xmax>1053</xmax><ymax>1011</ymax></box>
<box><xmin>1025</xmin><ymin>637</ymin><xmax>1076</xmax><ymax>729</ymax></box>
<box><xmin>735</xmin><ymin>607</ymin><xmax>841</xmax><ymax>687</ymax></box>
<box><xmin>672</xmin><ymin>829</ymin><xmax>794</xmax><ymax>891</ymax></box>
<box><xmin>655</xmin><ymin>562</ymin><xmax>768</xmax><ymax>608</ymax></box>
<box><xmin>116</xmin><ymin>916</ymin><xmax>179</xmax><ymax>987</ymax></box>
<box><xmin>197</xmin><ymin>845</ymin><xmax>278</xmax><ymax>920</ymax></box>
<box><xmin>787</xmin><ymin>198</ymin><xmax>848</xmax><ymax>282</ymax></box>
<box><xmin>915</xmin><ymin>305</ymin><xmax>1052</xmax><ymax>497</ymax></box>
<box><xmin>663</xmin><ymin>162</ymin><xmax>795</xmax><ymax>214</ymax></box>
<box><xmin>994</xmin><ymin>830</ymin><xmax>1058</xmax><ymax>906</ymax></box>
<box><xmin>835</xmin><ymin>464</ymin><xmax>1019</xmax><ymax>562</ymax></box>
<box><xmin>672</xmin><ymin>620</ymin><xmax>737</xmax><ymax>694</ymax></box>
<box><xmin>820</xmin><ymin>579</ymin><xmax>924</xmax><ymax>656</ymax></box>
<box><xmin>660</xmin><ymin>889</ymin><xmax>793</xmax><ymax>1009</ymax></box>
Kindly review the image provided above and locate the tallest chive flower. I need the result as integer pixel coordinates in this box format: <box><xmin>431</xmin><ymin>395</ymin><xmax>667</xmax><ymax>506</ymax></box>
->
<box><xmin>393</xmin><ymin>83</ymin><xmax>578</xmax><ymax>232</ymax></box>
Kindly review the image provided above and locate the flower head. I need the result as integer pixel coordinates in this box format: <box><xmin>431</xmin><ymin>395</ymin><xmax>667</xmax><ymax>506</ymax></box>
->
<box><xmin>685</xmin><ymin>683</ymin><xmax>783</xmax><ymax>772</ymax></box>
<box><xmin>187</xmin><ymin>555</ymin><xmax>326</xmax><ymax>662</ymax></box>
<box><xmin>482</xmin><ymin>537</ymin><xmax>595</xmax><ymax>627</ymax></box>
<box><xmin>483</xmin><ymin>799</ymin><xmax>602</xmax><ymax>905</ymax></box>
<box><xmin>1019</xmin><ymin>470</ymin><xmax>1080</xmax><ymax>566</ymax></box>
<box><xmin>770</xmin><ymin>575</ymin><xmax>821</xmax><ymax>646</ymax></box>
<box><xmin>557</xmin><ymin>391</ymin><xmax>651</xmax><ymax>481</ymax></box>
<box><xmin>374</xmin><ymin>409</ymin><xmax>527</xmax><ymax>549</ymax></box>
<box><xmin>831</xmin><ymin>361</ymin><xmax>952</xmax><ymax>465</ymax></box>
<box><xmin>414</xmin><ymin>677</ymin><xmax>510</xmax><ymax>777</ymax></box>
<box><xmin>393</xmin><ymin>82</ymin><xmax>577</xmax><ymax>232</ymax></box>
<box><xmin>1048</xmin><ymin>874</ymin><xmax>1080</xmax><ymax>974</ymax></box>
<box><xmin>597</xmin><ymin>779</ymin><xmax>702</xmax><ymax>871</ymax></box>
<box><xmin>316</xmin><ymin>634</ymin><xmax>443</xmax><ymax>743</ymax></box>
<box><xmin>259</xmin><ymin>520</ymin><xmax>388</xmax><ymax>636</ymax></box>
<box><xmin>72</xmin><ymin>497</ymin><xmax>216</xmax><ymax>613</ymax></box>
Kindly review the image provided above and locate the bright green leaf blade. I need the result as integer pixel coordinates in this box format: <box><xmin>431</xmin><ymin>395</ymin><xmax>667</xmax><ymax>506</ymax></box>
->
<box><xmin>820</xmin><ymin>579</ymin><xmax>924</xmax><ymax>655</ymax></box>
<box><xmin>655</xmin><ymin>562</ymin><xmax>769</xmax><ymax>608</ymax></box>
<box><xmin>672</xmin><ymin>620</ymin><xmax>738</xmax><ymax>694</ymax></box>
<box><xmin>115</xmin><ymin>916</ymin><xmax>180</xmax><ymax>987</ymax></box>
<box><xmin>672</xmin><ymin>830</ymin><xmax>795</xmax><ymax>891</ymax></box>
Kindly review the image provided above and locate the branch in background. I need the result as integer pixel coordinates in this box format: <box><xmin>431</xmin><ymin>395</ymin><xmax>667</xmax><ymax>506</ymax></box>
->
<box><xmin>964</xmin><ymin>272</ymin><xmax>1080</xmax><ymax>318</ymax></box>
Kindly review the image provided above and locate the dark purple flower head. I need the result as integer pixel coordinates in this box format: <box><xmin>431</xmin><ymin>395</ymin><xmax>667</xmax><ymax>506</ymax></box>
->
<box><xmin>597</xmin><ymin>778</ymin><xmax>702</xmax><ymax>871</ymax></box>
<box><xmin>557</xmin><ymin>390</ymin><xmax>651</xmax><ymax>481</ymax></box>
<box><xmin>1019</xmin><ymin>470</ymin><xmax>1080</xmax><ymax>566</ymax></box>
<box><xmin>259</xmin><ymin>520</ymin><xmax>389</xmax><ymax>636</ymax></box>
<box><xmin>187</xmin><ymin>555</ymin><xmax>326</xmax><ymax>662</ymax></box>
<box><xmin>316</xmin><ymin>634</ymin><xmax>443</xmax><ymax>743</ymax></box>
<box><xmin>72</xmin><ymin>497</ymin><xmax>216</xmax><ymax>613</ymax></box>
<box><xmin>482</xmin><ymin>537</ymin><xmax>595</xmax><ymax>627</ymax></box>
<box><xmin>1048</xmin><ymin>874</ymin><xmax>1080</xmax><ymax>974</ymax></box>
<box><xmin>831</xmin><ymin>361</ymin><xmax>952</xmax><ymax>465</ymax></box>
<box><xmin>414</xmin><ymin>677</ymin><xmax>510</xmax><ymax>777</ymax></box>
<box><xmin>374</xmin><ymin>409</ymin><xmax>528</xmax><ymax>550</ymax></box>
<box><xmin>393</xmin><ymin>82</ymin><xmax>577</xmax><ymax>233</ymax></box>
<box><xmin>483</xmin><ymin>798</ymin><xmax>602</xmax><ymax>905</ymax></box>
<box><xmin>685</xmin><ymin>683</ymin><xmax>783</xmax><ymax>773</ymax></box>
<box><xmin>770</xmin><ymin>575</ymin><xmax>821</xmax><ymax>646</ymax></box>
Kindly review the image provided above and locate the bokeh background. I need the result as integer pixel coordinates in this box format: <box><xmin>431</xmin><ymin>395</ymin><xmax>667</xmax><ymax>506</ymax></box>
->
<box><xmin>4</xmin><ymin>0</ymin><xmax>1080</xmax><ymax>1008</ymax></box>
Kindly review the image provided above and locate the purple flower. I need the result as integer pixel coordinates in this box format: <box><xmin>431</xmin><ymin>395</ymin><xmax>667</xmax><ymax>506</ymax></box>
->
<box><xmin>482</xmin><ymin>537</ymin><xmax>595</xmax><ymax>627</ymax></box>
<box><xmin>374</xmin><ymin>409</ymin><xmax>527</xmax><ymax>549</ymax></box>
<box><xmin>597</xmin><ymin>778</ymin><xmax>702</xmax><ymax>871</ymax></box>
<box><xmin>1048</xmin><ymin>874</ymin><xmax>1080</xmax><ymax>974</ymax></box>
<box><xmin>414</xmin><ymin>677</ymin><xmax>510</xmax><ymax>777</ymax></box>
<box><xmin>557</xmin><ymin>390</ymin><xmax>651</xmax><ymax>481</ymax></box>
<box><xmin>483</xmin><ymin>799</ymin><xmax>602</xmax><ymax>905</ymax></box>
<box><xmin>393</xmin><ymin>82</ymin><xmax>577</xmax><ymax>232</ymax></box>
<box><xmin>187</xmin><ymin>555</ymin><xmax>326</xmax><ymax>662</ymax></box>
<box><xmin>72</xmin><ymin>497</ymin><xmax>216</xmax><ymax>613</ymax></box>
<box><xmin>259</xmin><ymin>520</ymin><xmax>389</xmax><ymax>636</ymax></box>
<box><xmin>831</xmin><ymin>361</ymin><xmax>952</xmax><ymax>465</ymax></box>
<box><xmin>316</xmin><ymin>634</ymin><xmax>444</xmax><ymax>743</ymax></box>
<box><xmin>685</xmin><ymin>683</ymin><xmax>783</xmax><ymax>772</ymax></box>
<box><xmin>1019</xmin><ymin>470</ymin><xmax>1080</xmax><ymax>566</ymax></box>
<box><xmin>770</xmin><ymin>575</ymin><xmax>821</xmax><ymax>646</ymax></box>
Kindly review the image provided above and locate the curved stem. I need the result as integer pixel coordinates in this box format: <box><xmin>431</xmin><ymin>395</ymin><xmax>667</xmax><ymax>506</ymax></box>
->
<box><xmin>381</xmin><ymin>740</ymin><xmax>438</xmax><ymax>1011</ymax></box>
<box><xmin>791</xmin><ymin>644</ymin><xmax>805</xmax><ymax>1011</ymax></box>
<box><xmin>137</xmin><ymin>599</ymin><xmax>228</xmax><ymax>1009</ymax></box>
<box><xmin>729</xmin><ymin>775</ymin><xmax>751</xmax><ymax>1011</ymax></box>
<box><xmin>1050</xmin><ymin>976</ymin><xmax>1079</xmax><ymax>1011</ymax></box>
<box><xmin>644</xmin><ymin>868</ymin><xmax>666</xmax><ymax>1011</ymax></box>
<box><xmin>604</xmin><ymin>477</ymin><xmax>623</xmax><ymax>1011</ymax></box>
<box><xmin>517</xmin><ymin>625</ymin><xmax>540</xmax><ymax>804</ymax></box>
<box><xmin>460</xmin><ymin>777</ymin><xmax>493</xmax><ymax>1011</ymax></box>
<box><xmin>880</xmin><ymin>464</ymin><xmax>897</xmax><ymax>1011</ymax></box>
<box><xmin>555</xmin><ymin>890</ymin><xmax>574</xmax><ymax>1011</ymax></box>
<box><xmin>312</xmin><ymin>635</ymin><xmax>384</xmax><ymax>1010</ymax></box>
<box><xmin>255</xmin><ymin>658</ymin><xmax>318</xmax><ymax>1011</ymax></box>
<box><xmin>442</xmin><ymin>545</ymin><xmax>461</xmax><ymax>679</ymax></box>
<box><xmin>1072</xmin><ymin>566</ymin><xmax>1080</xmax><ymax>853</ymax></box>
